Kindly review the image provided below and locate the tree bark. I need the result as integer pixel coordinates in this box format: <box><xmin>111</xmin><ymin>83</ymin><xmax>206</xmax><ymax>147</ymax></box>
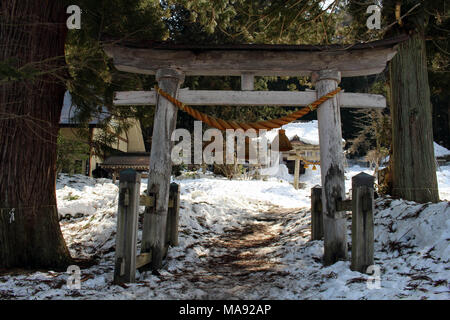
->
<box><xmin>390</xmin><ymin>32</ymin><xmax>439</xmax><ymax>203</ymax></box>
<box><xmin>0</xmin><ymin>1</ymin><xmax>72</xmax><ymax>269</ymax></box>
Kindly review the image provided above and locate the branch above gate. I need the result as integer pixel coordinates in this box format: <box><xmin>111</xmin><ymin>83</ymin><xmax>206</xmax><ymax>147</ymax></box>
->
<box><xmin>113</xmin><ymin>89</ymin><xmax>386</xmax><ymax>109</ymax></box>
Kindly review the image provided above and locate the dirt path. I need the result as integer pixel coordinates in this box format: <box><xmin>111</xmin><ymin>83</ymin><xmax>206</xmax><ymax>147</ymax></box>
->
<box><xmin>168</xmin><ymin>206</ymin><xmax>308</xmax><ymax>299</ymax></box>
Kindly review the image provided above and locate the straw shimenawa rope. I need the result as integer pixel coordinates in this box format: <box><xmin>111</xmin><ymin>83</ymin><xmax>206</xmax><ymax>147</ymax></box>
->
<box><xmin>154</xmin><ymin>86</ymin><xmax>341</xmax><ymax>132</ymax></box>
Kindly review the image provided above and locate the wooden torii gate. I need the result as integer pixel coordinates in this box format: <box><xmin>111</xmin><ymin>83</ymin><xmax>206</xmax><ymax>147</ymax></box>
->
<box><xmin>104</xmin><ymin>36</ymin><xmax>404</xmax><ymax>269</ymax></box>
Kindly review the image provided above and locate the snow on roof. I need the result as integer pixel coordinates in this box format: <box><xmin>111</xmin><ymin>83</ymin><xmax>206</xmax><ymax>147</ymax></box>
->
<box><xmin>434</xmin><ymin>142</ymin><xmax>450</xmax><ymax>158</ymax></box>
<box><xmin>264</xmin><ymin>120</ymin><xmax>344</xmax><ymax>145</ymax></box>
<box><xmin>60</xmin><ymin>91</ymin><xmax>110</xmax><ymax>125</ymax></box>
<box><xmin>264</xmin><ymin>121</ymin><xmax>320</xmax><ymax>145</ymax></box>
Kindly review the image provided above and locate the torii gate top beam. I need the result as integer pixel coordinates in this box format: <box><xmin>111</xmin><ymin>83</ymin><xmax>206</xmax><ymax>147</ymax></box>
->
<box><xmin>103</xmin><ymin>35</ymin><xmax>407</xmax><ymax>78</ymax></box>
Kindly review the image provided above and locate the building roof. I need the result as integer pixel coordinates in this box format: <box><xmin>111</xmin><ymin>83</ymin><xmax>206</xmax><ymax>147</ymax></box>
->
<box><xmin>101</xmin><ymin>152</ymin><xmax>150</xmax><ymax>170</ymax></box>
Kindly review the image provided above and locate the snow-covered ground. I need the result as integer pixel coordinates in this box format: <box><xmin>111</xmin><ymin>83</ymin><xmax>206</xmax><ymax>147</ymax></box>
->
<box><xmin>0</xmin><ymin>164</ymin><xmax>448</xmax><ymax>300</ymax></box>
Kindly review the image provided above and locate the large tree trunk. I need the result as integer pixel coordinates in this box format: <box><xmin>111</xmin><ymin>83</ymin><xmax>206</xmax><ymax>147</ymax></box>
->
<box><xmin>0</xmin><ymin>1</ymin><xmax>72</xmax><ymax>268</ymax></box>
<box><xmin>390</xmin><ymin>31</ymin><xmax>439</xmax><ymax>203</ymax></box>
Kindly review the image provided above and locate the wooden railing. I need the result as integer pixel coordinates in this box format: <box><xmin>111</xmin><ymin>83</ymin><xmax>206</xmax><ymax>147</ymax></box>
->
<box><xmin>114</xmin><ymin>169</ymin><xmax>180</xmax><ymax>284</ymax></box>
<box><xmin>311</xmin><ymin>172</ymin><xmax>375</xmax><ymax>273</ymax></box>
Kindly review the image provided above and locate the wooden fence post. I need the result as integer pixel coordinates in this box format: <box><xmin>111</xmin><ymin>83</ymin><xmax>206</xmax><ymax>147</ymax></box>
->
<box><xmin>293</xmin><ymin>158</ymin><xmax>300</xmax><ymax>190</ymax></box>
<box><xmin>351</xmin><ymin>172</ymin><xmax>375</xmax><ymax>273</ymax></box>
<box><xmin>141</xmin><ymin>68</ymin><xmax>184</xmax><ymax>270</ymax></box>
<box><xmin>314</xmin><ymin>69</ymin><xmax>348</xmax><ymax>266</ymax></box>
<box><xmin>114</xmin><ymin>169</ymin><xmax>141</xmax><ymax>284</ymax></box>
<box><xmin>166</xmin><ymin>182</ymin><xmax>181</xmax><ymax>248</ymax></box>
<box><xmin>311</xmin><ymin>185</ymin><xmax>323</xmax><ymax>240</ymax></box>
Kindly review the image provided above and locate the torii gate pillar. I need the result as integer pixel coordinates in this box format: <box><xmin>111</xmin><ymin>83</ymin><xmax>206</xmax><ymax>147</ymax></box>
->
<box><xmin>314</xmin><ymin>69</ymin><xmax>348</xmax><ymax>266</ymax></box>
<box><xmin>141</xmin><ymin>68</ymin><xmax>184</xmax><ymax>270</ymax></box>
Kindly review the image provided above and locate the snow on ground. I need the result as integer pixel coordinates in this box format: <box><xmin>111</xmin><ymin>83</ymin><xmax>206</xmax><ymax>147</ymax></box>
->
<box><xmin>438</xmin><ymin>165</ymin><xmax>450</xmax><ymax>201</ymax></box>
<box><xmin>0</xmin><ymin>164</ymin><xmax>449</xmax><ymax>300</ymax></box>
<box><xmin>383</xmin><ymin>142</ymin><xmax>450</xmax><ymax>165</ymax></box>
<box><xmin>56</xmin><ymin>174</ymin><xmax>118</xmax><ymax>219</ymax></box>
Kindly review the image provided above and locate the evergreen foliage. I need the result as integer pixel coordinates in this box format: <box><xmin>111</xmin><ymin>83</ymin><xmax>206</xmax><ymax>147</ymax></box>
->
<box><xmin>56</xmin><ymin>132</ymin><xmax>90</xmax><ymax>174</ymax></box>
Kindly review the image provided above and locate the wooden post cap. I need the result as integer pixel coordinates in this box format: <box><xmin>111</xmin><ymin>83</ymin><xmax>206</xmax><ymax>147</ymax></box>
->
<box><xmin>156</xmin><ymin>68</ymin><xmax>185</xmax><ymax>83</ymax></box>
<box><xmin>169</xmin><ymin>182</ymin><xmax>180</xmax><ymax>192</ymax></box>
<box><xmin>312</xmin><ymin>69</ymin><xmax>341</xmax><ymax>84</ymax></box>
<box><xmin>352</xmin><ymin>172</ymin><xmax>375</xmax><ymax>188</ymax></box>
<box><xmin>119</xmin><ymin>169</ymin><xmax>141</xmax><ymax>183</ymax></box>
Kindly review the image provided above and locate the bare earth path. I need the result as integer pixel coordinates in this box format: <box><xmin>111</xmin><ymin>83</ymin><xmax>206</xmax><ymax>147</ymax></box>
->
<box><xmin>164</xmin><ymin>206</ymin><xmax>314</xmax><ymax>299</ymax></box>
